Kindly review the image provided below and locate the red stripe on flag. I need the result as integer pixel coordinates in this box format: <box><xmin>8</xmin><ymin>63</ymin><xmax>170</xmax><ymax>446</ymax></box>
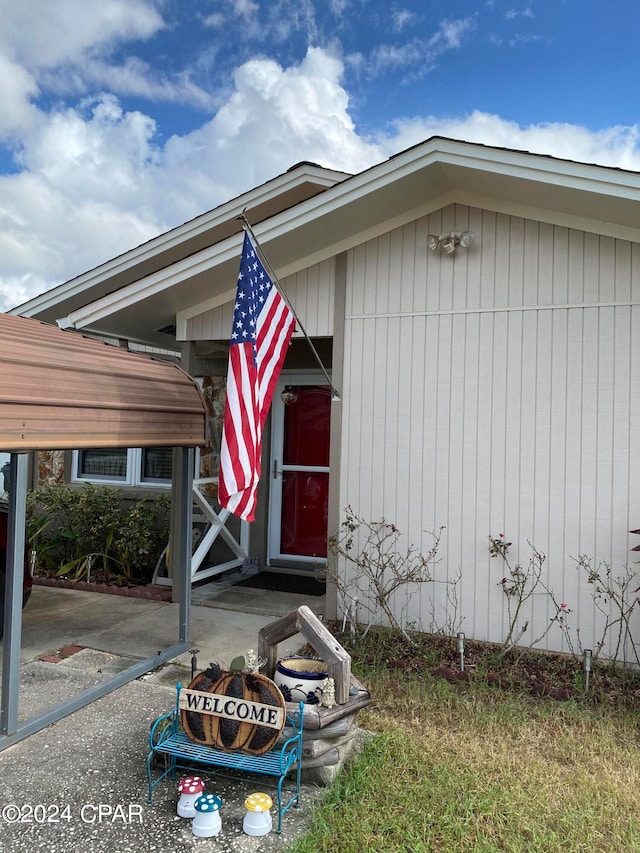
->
<box><xmin>218</xmin><ymin>234</ymin><xmax>295</xmax><ymax>521</ymax></box>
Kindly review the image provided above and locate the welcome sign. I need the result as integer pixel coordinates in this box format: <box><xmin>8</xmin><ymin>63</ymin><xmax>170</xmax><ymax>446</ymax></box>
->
<box><xmin>179</xmin><ymin>687</ymin><xmax>285</xmax><ymax>730</ymax></box>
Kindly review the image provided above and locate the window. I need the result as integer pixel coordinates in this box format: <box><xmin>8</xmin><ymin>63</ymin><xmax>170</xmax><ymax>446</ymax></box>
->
<box><xmin>73</xmin><ymin>447</ymin><xmax>173</xmax><ymax>486</ymax></box>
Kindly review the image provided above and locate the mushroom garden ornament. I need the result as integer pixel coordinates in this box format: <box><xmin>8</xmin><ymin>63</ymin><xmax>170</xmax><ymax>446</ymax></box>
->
<box><xmin>177</xmin><ymin>776</ymin><xmax>205</xmax><ymax>817</ymax></box>
<box><xmin>192</xmin><ymin>793</ymin><xmax>223</xmax><ymax>837</ymax></box>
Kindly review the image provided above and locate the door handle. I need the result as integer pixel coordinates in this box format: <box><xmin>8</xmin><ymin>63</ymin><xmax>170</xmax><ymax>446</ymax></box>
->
<box><xmin>272</xmin><ymin>459</ymin><xmax>280</xmax><ymax>479</ymax></box>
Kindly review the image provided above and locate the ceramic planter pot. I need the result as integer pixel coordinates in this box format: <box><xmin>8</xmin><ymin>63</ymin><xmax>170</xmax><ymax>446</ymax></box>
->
<box><xmin>274</xmin><ymin>656</ymin><xmax>329</xmax><ymax>703</ymax></box>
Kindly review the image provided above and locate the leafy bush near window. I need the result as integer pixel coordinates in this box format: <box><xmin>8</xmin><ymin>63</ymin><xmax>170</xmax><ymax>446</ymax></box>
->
<box><xmin>26</xmin><ymin>484</ymin><xmax>170</xmax><ymax>585</ymax></box>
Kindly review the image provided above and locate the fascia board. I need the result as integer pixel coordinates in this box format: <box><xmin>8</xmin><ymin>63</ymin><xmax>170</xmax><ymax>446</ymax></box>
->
<box><xmin>432</xmin><ymin>140</ymin><xmax>640</xmax><ymax>200</ymax></box>
<box><xmin>174</xmin><ymin>190</ymin><xmax>459</xmax><ymax>333</ymax></box>
<box><xmin>214</xmin><ymin>140</ymin><xmax>640</xmax><ymax>249</ymax></box>
<box><xmin>57</xmin><ymin>154</ymin><xmax>450</xmax><ymax>330</ymax></box>
<box><xmin>57</xmin><ymin>139</ymin><xmax>640</xmax><ymax>331</ymax></box>
<box><xmin>14</xmin><ymin>163</ymin><xmax>348</xmax><ymax>318</ymax></box>
<box><xmin>60</xmin><ymin>235</ymin><xmax>245</xmax><ymax>330</ymax></box>
<box><xmin>263</xmin><ymin>191</ymin><xmax>460</xmax><ymax>278</ymax></box>
<box><xmin>68</xmin><ymin>185</ymin><xmax>458</xmax><ymax>334</ymax></box>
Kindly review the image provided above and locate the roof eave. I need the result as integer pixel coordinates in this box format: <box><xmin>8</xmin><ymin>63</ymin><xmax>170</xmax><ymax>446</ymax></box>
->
<box><xmin>11</xmin><ymin>161</ymin><xmax>350</xmax><ymax>321</ymax></box>
<box><xmin>18</xmin><ymin>137</ymin><xmax>640</xmax><ymax>344</ymax></box>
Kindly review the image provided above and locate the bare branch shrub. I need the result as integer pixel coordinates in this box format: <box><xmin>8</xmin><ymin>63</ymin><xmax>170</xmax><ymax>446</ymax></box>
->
<box><xmin>325</xmin><ymin>507</ymin><xmax>448</xmax><ymax>646</ymax></box>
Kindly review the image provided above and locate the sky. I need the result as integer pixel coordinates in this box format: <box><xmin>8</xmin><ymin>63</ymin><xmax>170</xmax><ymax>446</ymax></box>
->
<box><xmin>1</xmin><ymin>0</ymin><xmax>639</xmax><ymax>313</ymax></box>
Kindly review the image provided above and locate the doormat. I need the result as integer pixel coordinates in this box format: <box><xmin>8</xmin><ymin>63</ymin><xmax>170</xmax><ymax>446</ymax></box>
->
<box><xmin>234</xmin><ymin>572</ymin><xmax>326</xmax><ymax>596</ymax></box>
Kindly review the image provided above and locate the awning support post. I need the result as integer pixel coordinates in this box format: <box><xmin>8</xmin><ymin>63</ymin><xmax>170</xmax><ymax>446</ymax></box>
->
<box><xmin>0</xmin><ymin>453</ymin><xmax>28</xmax><ymax>737</ymax></box>
<box><xmin>0</xmin><ymin>445</ymin><xmax>196</xmax><ymax>753</ymax></box>
<box><xmin>170</xmin><ymin>446</ymin><xmax>194</xmax><ymax>643</ymax></box>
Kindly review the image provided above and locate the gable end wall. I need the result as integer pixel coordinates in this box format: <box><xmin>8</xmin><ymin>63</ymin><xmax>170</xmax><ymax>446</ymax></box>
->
<box><xmin>339</xmin><ymin>202</ymin><xmax>640</xmax><ymax>656</ymax></box>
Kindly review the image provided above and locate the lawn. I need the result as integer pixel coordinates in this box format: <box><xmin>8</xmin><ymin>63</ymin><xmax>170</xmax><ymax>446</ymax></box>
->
<box><xmin>286</xmin><ymin>630</ymin><xmax>640</xmax><ymax>853</ymax></box>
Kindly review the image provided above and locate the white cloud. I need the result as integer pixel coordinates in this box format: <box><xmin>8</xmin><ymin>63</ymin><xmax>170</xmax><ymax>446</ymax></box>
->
<box><xmin>508</xmin><ymin>33</ymin><xmax>543</xmax><ymax>47</ymax></box>
<box><xmin>0</xmin><ymin>94</ymin><xmax>165</xmax><ymax>308</ymax></box>
<box><xmin>0</xmin><ymin>53</ymin><xmax>41</xmax><ymax>141</ymax></box>
<box><xmin>0</xmin><ymin>0</ymin><xmax>163</xmax><ymax>70</ymax></box>
<box><xmin>0</xmin><ymin>47</ymin><xmax>381</xmax><ymax>311</ymax></box>
<box><xmin>3</xmin><ymin>26</ymin><xmax>640</xmax><ymax>316</ymax></box>
<box><xmin>231</xmin><ymin>0</ymin><xmax>260</xmax><ymax>17</ymax></box>
<box><xmin>367</xmin><ymin>16</ymin><xmax>476</xmax><ymax>78</ymax></box>
<box><xmin>0</xmin><ymin>0</ymin><xmax>212</xmax><ymax>143</ymax></box>
<box><xmin>162</xmin><ymin>47</ymin><xmax>378</xmax><ymax>196</ymax></box>
<box><xmin>392</xmin><ymin>9</ymin><xmax>415</xmax><ymax>32</ymax></box>
<box><xmin>202</xmin><ymin>12</ymin><xmax>225</xmax><ymax>29</ymax></box>
<box><xmin>69</xmin><ymin>57</ymin><xmax>215</xmax><ymax>109</ymax></box>
<box><xmin>382</xmin><ymin>110</ymin><xmax>640</xmax><ymax>172</ymax></box>
<box><xmin>0</xmin><ymin>0</ymin><xmax>164</xmax><ymax>145</ymax></box>
<box><xmin>329</xmin><ymin>0</ymin><xmax>351</xmax><ymax>14</ymax></box>
<box><xmin>430</xmin><ymin>17</ymin><xmax>476</xmax><ymax>50</ymax></box>
<box><xmin>505</xmin><ymin>7</ymin><xmax>534</xmax><ymax>19</ymax></box>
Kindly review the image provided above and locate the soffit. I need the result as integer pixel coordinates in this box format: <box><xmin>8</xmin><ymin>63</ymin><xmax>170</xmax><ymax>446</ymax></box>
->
<box><xmin>0</xmin><ymin>313</ymin><xmax>207</xmax><ymax>452</ymax></box>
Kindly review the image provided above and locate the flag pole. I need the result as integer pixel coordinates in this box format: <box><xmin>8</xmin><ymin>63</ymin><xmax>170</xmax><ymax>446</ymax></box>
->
<box><xmin>238</xmin><ymin>212</ymin><xmax>341</xmax><ymax>401</ymax></box>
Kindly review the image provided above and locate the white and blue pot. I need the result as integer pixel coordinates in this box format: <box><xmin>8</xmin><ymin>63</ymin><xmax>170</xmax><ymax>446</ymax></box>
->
<box><xmin>274</xmin><ymin>656</ymin><xmax>329</xmax><ymax>704</ymax></box>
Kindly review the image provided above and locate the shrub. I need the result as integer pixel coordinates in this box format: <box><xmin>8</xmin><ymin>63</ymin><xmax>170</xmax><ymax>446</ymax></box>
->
<box><xmin>26</xmin><ymin>484</ymin><xmax>170</xmax><ymax>584</ymax></box>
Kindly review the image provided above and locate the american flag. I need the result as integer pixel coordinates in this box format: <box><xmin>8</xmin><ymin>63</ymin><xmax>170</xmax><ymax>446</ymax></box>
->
<box><xmin>218</xmin><ymin>232</ymin><xmax>295</xmax><ymax>521</ymax></box>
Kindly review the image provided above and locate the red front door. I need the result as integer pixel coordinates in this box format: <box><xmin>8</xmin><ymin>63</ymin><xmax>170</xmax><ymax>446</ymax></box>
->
<box><xmin>269</xmin><ymin>383</ymin><xmax>331</xmax><ymax>563</ymax></box>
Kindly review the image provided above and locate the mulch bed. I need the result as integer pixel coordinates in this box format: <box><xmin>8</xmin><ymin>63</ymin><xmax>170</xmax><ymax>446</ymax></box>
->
<box><xmin>333</xmin><ymin>627</ymin><xmax>640</xmax><ymax>708</ymax></box>
<box><xmin>33</xmin><ymin>575</ymin><xmax>172</xmax><ymax>601</ymax></box>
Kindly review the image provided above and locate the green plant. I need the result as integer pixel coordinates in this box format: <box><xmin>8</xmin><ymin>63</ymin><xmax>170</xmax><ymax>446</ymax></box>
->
<box><xmin>26</xmin><ymin>484</ymin><xmax>170</xmax><ymax>584</ymax></box>
<box><xmin>27</xmin><ymin>483</ymin><xmax>120</xmax><ymax>570</ymax></box>
<box><xmin>114</xmin><ymin>493</ymin><xmax>170</xmax><ymax>580</ymax></box>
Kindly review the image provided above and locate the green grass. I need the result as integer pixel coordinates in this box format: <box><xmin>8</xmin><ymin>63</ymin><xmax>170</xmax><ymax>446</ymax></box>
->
<box><xmin>286</xmin><ymin>658</ymin><xmax>640</xmax><ymax>853</ymax></box>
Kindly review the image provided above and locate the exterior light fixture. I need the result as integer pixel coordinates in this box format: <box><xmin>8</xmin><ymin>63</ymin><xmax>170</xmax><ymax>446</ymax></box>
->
<box><xmin>280</xmin><ymin>386</ymin><xmax>298</xmax><ymax>405</ymax></box>
<box><xmin>427</xmin><ymin>229</ymin><xmax>475</xmax><ymax>255</ymax></box>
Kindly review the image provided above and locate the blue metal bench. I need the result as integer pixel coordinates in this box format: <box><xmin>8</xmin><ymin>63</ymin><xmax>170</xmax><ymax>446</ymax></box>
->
<box><xmin>146</xmin><ymin>683</ymin><xmax>304</xmax><ymax>833</ymax></box>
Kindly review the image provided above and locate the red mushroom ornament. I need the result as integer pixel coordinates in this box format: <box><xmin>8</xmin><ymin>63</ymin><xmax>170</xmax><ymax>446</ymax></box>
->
<box><xmin>177</xmin><ymin>776</ymin><xmax>205</xmax><ymax>817</ymax></box>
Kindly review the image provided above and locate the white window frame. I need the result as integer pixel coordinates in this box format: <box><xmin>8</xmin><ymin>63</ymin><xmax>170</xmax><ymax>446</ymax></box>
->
<box><xmin>71</xmin><ymin>448</ymin><xmax>172</xmax><ymax>488</ymax></box>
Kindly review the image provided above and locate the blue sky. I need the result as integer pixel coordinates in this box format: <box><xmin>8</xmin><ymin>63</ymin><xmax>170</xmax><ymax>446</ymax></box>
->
<box><xmin>1</xmin><ymin>0</ymin><xmax>639</xmax><ymax>311</ymax></box>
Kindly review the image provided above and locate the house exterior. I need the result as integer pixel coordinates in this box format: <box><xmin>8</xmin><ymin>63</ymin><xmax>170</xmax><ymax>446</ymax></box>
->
<box><xmin>14</xmin><ymin>137</ymin><xmax>640</xmax><ymax>658</ymax></box>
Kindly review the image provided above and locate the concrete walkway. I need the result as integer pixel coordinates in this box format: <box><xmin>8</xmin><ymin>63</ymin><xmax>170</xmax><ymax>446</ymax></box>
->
<box><xmin>0</xmin><ymin>581</ymin><xmax>331</xmax><ymax>852</ymax></box>
<box><xmin>18</xmin><ymin>573</ymin><xmax>325</xmax><ymax>668</ymax></box>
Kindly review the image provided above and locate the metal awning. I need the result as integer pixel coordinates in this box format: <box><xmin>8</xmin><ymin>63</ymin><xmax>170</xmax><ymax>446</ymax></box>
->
<box><xmin>0</xmin><ymin>313</ymin><xmax>206</xmax><ymax>450</ymax></box>
<box><xmin>0</xmin><ymin>314</ymin><xmax>207</xmax><ymax>751</ymax></box>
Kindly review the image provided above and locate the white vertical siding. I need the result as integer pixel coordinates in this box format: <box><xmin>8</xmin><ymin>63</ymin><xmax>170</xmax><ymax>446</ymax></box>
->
<box><xmin>339</xmin><ymin>203</ymin><xmax>640</xmax><ymax>655</ymax></box>
<box><xmin>184</xmin><ymin>258</ymin><xmax>335</xmax><ymax>340</ymax></box>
